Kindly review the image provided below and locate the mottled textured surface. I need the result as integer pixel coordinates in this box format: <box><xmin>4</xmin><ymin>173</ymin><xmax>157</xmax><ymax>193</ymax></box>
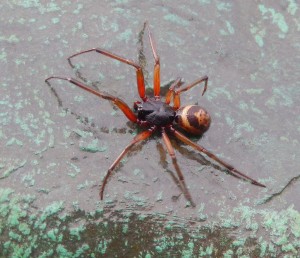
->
<box><xmin>1</xmin><ymin>0</ymin><xmax>300</xmax><ymax>256</ymax></box>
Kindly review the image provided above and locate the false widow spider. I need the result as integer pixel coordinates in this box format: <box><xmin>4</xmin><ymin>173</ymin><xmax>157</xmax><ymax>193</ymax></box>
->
<box><xmin>45</xmin><ymin>23</ymin><xmax>265</xmax><ymax>206</ymax></box>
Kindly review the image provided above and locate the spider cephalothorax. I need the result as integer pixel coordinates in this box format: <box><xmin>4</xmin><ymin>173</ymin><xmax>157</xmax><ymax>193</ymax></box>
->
<box><xmin>135</xmin><ymin>98</ymin><xmax>176</xmax><ymax>126</ymax></box>
<box><xmin>46</xmin><ymin>23</ymin><xmax>265</xmax><ymax>206</ymax></box>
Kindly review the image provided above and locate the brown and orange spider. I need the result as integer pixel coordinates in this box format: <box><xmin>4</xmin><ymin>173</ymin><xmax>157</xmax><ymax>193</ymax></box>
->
<box><xmin>46</xmin><ymin>24</ymin><xmax>265</xmax><ymax>205</ymax></box>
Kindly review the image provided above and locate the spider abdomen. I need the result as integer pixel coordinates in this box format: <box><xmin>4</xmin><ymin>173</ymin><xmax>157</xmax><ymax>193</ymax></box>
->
<box><xmin>175</xmin><ymin>105</ymin><xmax>211</xmax><ymax>135</ymax></box>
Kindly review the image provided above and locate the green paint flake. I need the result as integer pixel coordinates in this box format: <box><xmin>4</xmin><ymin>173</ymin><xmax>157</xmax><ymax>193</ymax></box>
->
<box><xmin>47</xmin><ymin>162</ymin><xmax>57</xmax><ymax>169</ymax></box>
<box><xmin>40</xmin><ymin>201</ymin><xmax>64</xmax><ymax>223</ymax></box>
<box><xmin>14</xmin><ymin>58</ymin><xmax>25</xmax><ymax>65</ymax></box>
<box><xmin>250</xmin><ymin>24</ymin><xmax>266</xmax><ymax>47</ymax></box>
<box><xmin>220</xmin><ymin>21</ymin><xmax>235</xmax><ymax>35</ymax></box>
<box><xmin>7</xmin><ymin>204</ymin><xmax>26</xmax><ymax>228</ymax></box>
<box><xmin>163</xmin><ymin>14</ymin><xmax>190</xmax><ymax>26</ymax></box>
<box><xmin>287</xmin><ymin>0</ymin><xmax>298</xmax><ymax>15</ymax></box>
<box><xmin>221</xmin><ymin>217</ymin><xmax>240</xmax><ymax>228</ymax></box>
<box><xmin>74</xmin><ymin>95</ymin><xmax>85</xmax><ymax>102</ymax></box>
<box><xmin>223</xmin><ymin>249</ymin><xmax>234</xmax><ymax>258</ymax></box>
<box><xmin>266</xmin><ymin>87</ymin><xmax>293</xmax><ymax>108</ymax></box>
<box><xmin>202</xmin><ymin>244</ymin><xmax>214</xmax><ymax>256</ymax></box>
<box><xmin>122</xmin><ymin>224</ymin><xmax>128</xmax><ymax>233</ymax></box>
<box><xmin>0</xmin><ymin>188</ymin><xmax>14</xmax><ymax>202</ymax></box>
<box><xmin>233</xmin><ymin>122</ymin><xmax>254</xmax><ymax>138</ymax></box>
<box><xmin>79</xmin><ymin>138</ymin><xmax>107</xmax><ymax>153</ymax></box>
<box><xmin>197</xmin><ymin>203</ymin><xmax>208</xmax><ymax>221</ymax></box>
<box><xmin>206</xmin><ymin>87</ymin><xmax>232</xmax><ymax>101</ymax></box>
<box><xmin>48</xmin><ymin>134</ymin><xmax>54</xmax><ymax>148</ymax></box>
<box><xmin>37</xmin><ymin>188</ymin><xmax>50</xmax><ymax>194</ymax></box>
<box><xmin>45</xmin><ymin>2</ymin><xmax>61</xmax><ymax>12</ymax></box>
<box><xmin>0</xmin><ymin>159</ymin><xmax>27</xmax><ymax>179</ymax></box>
<box><xmin>46</xmin><ymin>228</ymin><xmax>59</xmax><ymax>241</ymax></box>
<box><xmin>39</xmin><ymin>249</ymin><xmax>54</xmax><ymax>257</ymax></box>
<box><xmin>226</xmin><ymin>21</ymin><xmax>235</xmax><ymax>34</ymax></box>
<box><xmin>73</xmin><ymin>3</ymin><xmax>83</xmax><ymax>14</ymax></box>
<box><xmin>217</xmin><ymin>2</ymin><xmax>232</xmax><ymax>11</ymax></box>
<box><xmin>182</xmin><ymin>241</ymin><xmax>194</xmax><ymax>257</ymax></box>
<box><xmin>225</xmin><ymin>115</ymin><xmax>235</xmax><ymax>127</ymax></box>
<box><xmin>259</xmin><ymin>239</ymin><xmax>268</xmax><ymax>256</ymax></box>
<box><xmin>124</xmin><ymin>191</ymin><xmax>147</xmax><ymax>205</ymax></box>
<box><xmin>15</xmin><ymin>113</ymin><xmax>34</xmax><ymax>138</ymax></box>
<box><xmin>258</xmin><ymin>4</ymin><xmax>289</xmax><ymax>35</ymax></box>
<box><xmin>51</xmin><ymin>17</ymin><xmax>60</xmax><ymax>24</ymax></box>
<box><xmin>260</xmin><ymin>205</ymin><xmax>300</xmax><ymax>254</ymax></box>
<box><xmin>56</xmin><ymin>244</ymin><xmax>73</xmax><ymax>257</ymax></box>
<box><xmin>70</xmin><ymin>225</ymin><xmax>85</xmax><ymax>241</ymax></box>
<box><xmin>232</xmin><ymin>238</ymin><xmax>246</xmax><ymax>247</ymax></box>
<box><xmin>245</xmin><ymin>88</ymin><xmax>264</xmax><ymax>94</ymax></box>
<box><xmin>77</xmin><ymin>180</ymin><xmax>90</xmax><ymax>190</ymax></box>
<box><xmin>9</xmin><ymin>231</ymin><xmax>22</xmax><ymax>241</ymax></box>
<box><xmin>0</xmin><ymin>34</ymin><xmax>20</xmax><ymax>43</ymax></box>
<box><xmin>282</xmin><ymin>243</ymin><xmax>297</xmax><ymax>253</ymax></box>
<box><xmin>34</xmin><ymin>129</ymin><xmax>46</xmax><ymax>145</ymax></box>
<box><xmin>0</xmin><ymin>129</ymin><xmax>6</xmax><ymax>140</ymax></box>
<box><xmin>255</xmin><ymin>34</ymin><xmax>264</xmax><ymax>47</ymax></box>
<box><xmin>97</xmin><ymin>240</ymin><xmax>108</xmax><ymax>255</ymax></box>
<box><xmin>156</xmin><ymin>191</ymin><xmax>163</xmax><ymax>202</ymax></box>
<box><xmin>117</xmin><ymin>29</ymin><xmax>133</xmax><ymax>43</ymax></box>
<box><xmin>0</xmin><ymin>49</ymin><xmax>7</xmax><ymax>62</ymax></box>
<box><xmin>67</xmin><ymin>162</ymin><xmax>81</xmax><ymax>176</ymax></box>
<box><xmin>6</xmin><ymin>137</ymin><xmax>23</xmax><ymax>146</ymax></box>
<box><xmin>75</xmin><ymin>244</ymin><xmax>90</xmax><ymax>256</ymax></box>
<box><xmin>238</xmin><ymin>100</ymin><xmax>248</xmax><ymax>111</ymax></box>
<box><xmin>22</xmin><ymin>173</ymin><xmax>35</xmax><ymax>187</ymax></box>
<box><xmin>198</xmin><ymin>0</ymin><xmax>211</xmax><ymax>4</ymax></box>
<box><xmin>133</xmin><ymin>168</ymin><xmax>141</xmax><ymax>176</ymax></box>
<box><xmin>155</xmin><ymin>245</ymin><xmax>163</xmax><ymax>253</ymax></box>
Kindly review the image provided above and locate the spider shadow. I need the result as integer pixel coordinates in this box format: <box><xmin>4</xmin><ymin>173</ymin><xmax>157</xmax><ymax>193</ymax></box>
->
<box><xmin>171</xmin><ymin>130</ymin><xmax>251</xmax><ymax>184</ymax></box>
<box><xmin>156</xmin><ymin>141</ymin><xmax>196</xmax><ymax>206</ymax></box>
<box><xmin>46</xmin><ymin>57</ymin><xmax>139</xmax><ymax>136</ymax></box>
<box><xmin>67</xmin><ymin>58</ymin><xmax>105</xmax><ymax>92</ymax></box>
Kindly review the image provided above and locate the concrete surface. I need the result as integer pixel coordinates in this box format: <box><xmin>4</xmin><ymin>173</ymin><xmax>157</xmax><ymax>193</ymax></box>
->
<box><xmin>1</xmin><ymin>0</ymin><xmax>299</xmax><ymax>256</ymax></box>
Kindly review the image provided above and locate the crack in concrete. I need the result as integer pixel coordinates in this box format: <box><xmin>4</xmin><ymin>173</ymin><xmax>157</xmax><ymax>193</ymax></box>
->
<box><xmin>260</xmin><ymin>174</ymin><xmax>300</xmax><ymax>204</ymax></box>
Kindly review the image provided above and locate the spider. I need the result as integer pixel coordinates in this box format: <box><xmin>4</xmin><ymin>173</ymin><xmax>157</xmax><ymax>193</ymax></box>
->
<box><xmin>45</xmin><ymin>24</ymin><xmax>265</xmax><ymax>206</ymax></box>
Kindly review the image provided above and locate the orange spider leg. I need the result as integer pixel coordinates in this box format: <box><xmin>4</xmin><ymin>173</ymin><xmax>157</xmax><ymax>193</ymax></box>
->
<box><xmin>161</xmin><ymin>128</ymin><xmax>196</xmax><ymax>206</ymax></box>
<box><xmin>100</xmin><ymin>128</ymin><xmax>155</xmax><ymax>199</ymax></box>
<box><xmin>147</xmin><ymin>25</ymin><xmax>160</xmax><ymax>98</ymax></box>
<box><xmin>68</xmin><ymin>48</ymin><xmax>147</xmax><ymax>101</ymax></box>
<box><xmin>165</xmin><ymin>77</ymin><xmax>183</xmax><ymax>104</ymax></box>
<box><xmin>171</xmin><ymin>128</ymin><xmax>266</xmax><ymax>187</ymax></box>
<box><xmin>45</xmin><ymin>76</ymin><xmax>137</xmax><ymax>123</ymax></box>
<box><xmin>173</xmin><ymin>75</ymin><xmax>208</xmax><ymax>110</ymax></box>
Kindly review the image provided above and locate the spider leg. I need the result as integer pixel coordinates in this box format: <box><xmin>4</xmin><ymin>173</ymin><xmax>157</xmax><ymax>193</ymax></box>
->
<box><xmin>45</xmin><ymin>76</ymin><xmax>137</xmax><ymax>123</ymax></box>
<box><xmin>171</xmin><ymin>128</ymin><xmax>266</xmax><ymax>187</ymax></box>
<box><xmin>173</xmin><ymin>76</ymin><xmax>208</xmax><ymax>110</ymax></box>
<box><xmin>100</xmin><ymin>128</ymin><xmax>155</xmax><ymax>199</ymax></box>
<box><xmin>68</xmin><ymin>48</ymin><xmax>147</xmax><ymax>101</ymax></box>
<box><xmin>161</xmin><ymin>128</ymin><xmax>196</xmax><ymax>207</ymax></box>
<box><xmin>165</xmin><ymin>77</ymin><xmax>183</xmax><ymax>105</ymax></box>
<box><xmin>147</xmin><ymin>24</ymin><xmax>160</xmax><ymax>99</ymax></box>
